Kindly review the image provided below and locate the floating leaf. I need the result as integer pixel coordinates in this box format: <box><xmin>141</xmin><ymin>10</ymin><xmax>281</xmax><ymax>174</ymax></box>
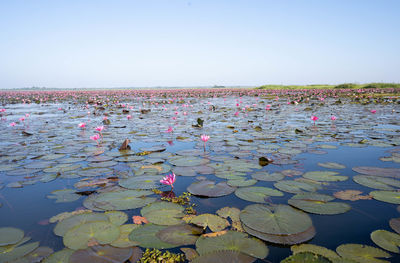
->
<box><xmin>390</xmin><ymin>218</ymin><xmax>400</xmax><ymax>234</ymax></box>
<box><xmin>190</xmin><ymin>214</ymin><xmax>230</xmax><ymax>232</ymax></box>
<box><xmin>354</xmin><ymin>175</ymin><xmax>400</xmax><ymax>190</ymax></box>
<box><xmin>69</xmin><ymin>245</ymin><xmax>133</xmax><ymax>263</ymax></box>
<box><xmin>128</xmin><ymin>224</ymin><xmax>177</xmax><ymax>249</ymax></box>
<box><xmin>370</xmin><ymin>191</ymin><xmax>400</xmax><ymax>204</ymax></box>
<box><xmin>251</xmin><ymin>171</ymin><xmax>284</xmax><ymax>181</ymax></box>
<box><xmin>15</xmin><ymin>246</ymin><xmax>54</xmax><ymax>263</ymax></box>
<box><xmin>156</xmin><ymin>224</ymin><xmax>203</xmax><ymax>245</ymax></box>
<box><xmin>333</xmin><ymin>190</ymin><xmax>372</xmax><ymax>201</ymax></box>
<box><xmin>288</xmin><ymin>193</ymin><xmax>351</xmax><ymax>215</ymax></box>
<box><xmin>303</xmin><ymin>171</ymin><xmax>348</xmax><ymax>182</ymax></box>
<box><xmin>42</xmin><ymin>248</ymin><xmax>74</xmax><ymax>263</ymax></box>
<box><xmin>169</xmin><ymin>156</ymin><xmax>209</xmax><ymax>167</ymax></box>
<box><xmin>180</xmin><ymin>247</ymin><xmax>199</xmax><ymax>262</ymax></box>
<box><xmin>54</xmin><ymin>212</ymin><xmax>109</xmax><ymax>237</ymax></box>
<box><xmin>227</xmin><ymin>178</ymin><xmax>257</xmax><ymax>187</ymax></box>
<box><xmin>274</xmin><ymin>180</ymin><xmax>318</xmax><ymax>194</ymax></box>
<box><xmin>371</xmin><ymin>230</ymin><xmax>400</xmax><ymax>253</ymax></box>
<box><xmin>291</xmin><ymin>244</ymin><xmax>341</xmax><ymax>260</ymax></box>
<box><xmin>63</xmin><ymin>221</ymin><xmax>120</xmax><ymax>250</ymax></box>
<box><xmin>187</xmin><ymin>180</ymin><xmax>235</xmax><ymax>197</ymax></box>
<box><xmin>90</xmin><ymin>190</ymin><xmax>156</xmax><ymax>210</ymax></box>
<box><xmin>105</xmin><ymin>211</ymin><xmax>128</xmax><ymax>225</ymax></box>
<box><xmin>216</xmin><ymin>207</ymin><xmax>240</xmax><ymax>222</ymax></box>
<box><xmin>0</xmin><ymin>242</ymin><xmax>39</xmax><ymax>263</ymax></box>
<box><xmin>110</xmin><ymin>224</ymin><xmax>140</xmax><ymax>248</ymax></box>
<box><xmin>133</xmin><ymin>216</ymin><xmax>149</xmax><ymax>225</ymax></box>
<box><xmin>0</xmin><ymin>227</ymin><xmax>24</xmax><ymax>246</ymax></box>
<box><xmin>118</xmin><ymin>175</ymin><xmax>163</xmax><ymax>190</ymax></box>
<box><xmin>195</xmin><ymin>230</ymin><xmax>268</xmax><ymax>259</ymax></box>
<box><xmin>281</xmin><ymin>252</ymin><xmax>331</xmax><ymax>263</ymax></box>
<box><xmin>46</xmin><ymin>189</ymin><xmax>80</xmax><ymax>203</ymax></box>
<box><xmin>141</xmin><ymin>201</ymin><xmax>185</xmax><ymax>225</ymax></box>
<box><xmin>352</xmin><ymin>166</ymin><xmax>400</xmax><ymax>178</ymax></box>
<box><xmin>235</xmin><ymin>186</ymin><xmax>283</xmax><ymax>203</ymax></box>
<box><xmin>191</xmin><ymin>250</ymin><xmax>256</xmax><ymax>263</ymax></box>
<box><xmin>240</xmin><ymin>204</ymin><xmax>313</xmax><ymax>235</ymax></box>
<box><xmin>317</xmin><ymin>162</ymin><xmax>346</xmax><ymax>169</ymax></box>
<box><xmin>336</xmin><ymin>244</ymin><xmax>391</xmax><ymax>263</ymax></box>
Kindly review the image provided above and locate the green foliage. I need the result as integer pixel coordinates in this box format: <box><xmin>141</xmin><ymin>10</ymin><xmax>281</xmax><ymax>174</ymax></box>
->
<box><xmin>139</xmin><ymin>248</ymin><xmax>185</xmax><ymax>263</ymax></box>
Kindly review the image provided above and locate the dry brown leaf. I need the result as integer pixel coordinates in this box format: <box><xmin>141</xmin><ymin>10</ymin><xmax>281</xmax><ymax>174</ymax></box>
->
<box><xmin>202</xmin><ymin>230</ymin><xmax>227</xmax><ymax>237</ymax></box>
<box><xmin>333</xmin><ymin>190</ymin><xmax>372</xmax><ymax>201</ymax></box>
<box><xmin>87</xmin><ymin>238</ymin><xmax>99</xmax><ymax>247</ymax></box>
<box><xmin>132</xmin><ymin>215</ymin><xmax>149</xmax><ymax>224</ymax></box>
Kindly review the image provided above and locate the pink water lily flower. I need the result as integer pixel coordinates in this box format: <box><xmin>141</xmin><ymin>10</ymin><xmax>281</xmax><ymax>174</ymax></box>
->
<box><xmin>371</xmin><ymin>109</ymin><xmax>377</xmax><ymax>114</ymax></box>
<box><xmin>78</xmin><ymin>122</ymin><xmax>86</xmax><ymax>129</ymax></box>
<box><xmin>166</xmin><ymin>126</ymin><xmax>173</xmax><ymax>133</ymax></box>
<box><xmin>311</xmin><ymin>115</ymin><xmax>318</xmax><ymax>124</ymax></box>
<box><xmin>10</xmin><ymin>122</ymin><xmax>16</xmax><ymax>127</ymax></box>
<box><xmin>127</xmin><ymin>115</ymin><xmax>132</xmax><ymax>120</ymax></box>
<box><xmin>331</xmin><ymin>115</ymin><xmax>337</xmax><ymax>121</ymax></box>
<box><xmin>95</xmin><ymin>126</ymin><xmax>104</xmax><ymax>132</ymax></box>
<box><xmin>201</xmin><ymin>134</ymin><xmax>210</xmax><ymax>151</ymax></box>
<box><xmin>160</xmin><ymin>173</ymin><xmax>176</xmax><ymax>189</ymax></box>
<box><xmin>90</xmin><ymin>134</ymin><xmax>101</xmax><ymax>146</ymax></box>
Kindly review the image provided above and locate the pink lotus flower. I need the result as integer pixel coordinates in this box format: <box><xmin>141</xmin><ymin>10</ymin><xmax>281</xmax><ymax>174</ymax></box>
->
<box><xmin>25</xmin><ymin>113</ymin><xmax>30</xmax><ymax>117</ymax></box>
<box><xmin>127</xmin><ymin>115</ymin><xmax>132</xmax><ymax>120</ymax></box>
<box><xmin>371</xmin><ymin>109</ymin><xmax>377</xmax><ymax>114</ymax></box>
<box><xmin>95</xmin><ymin>126</ymin><xmax>104</xmax><ymax>132</ymax></box>
<box><xmin>331</xmin><ymin>115</ymin><xmax>337</xmax><ymax>121</ymax></box>
<box><xmin>90</xmin><ymin>134</ymin><xmax>101</xmax><ymax>146</ymax></box>
<box><xmin>0</xmin><ymin>109</ymin><xmax>6</xmax><ymax>112</ymax></box>
<box><xmin>201</xmin><ymin>134</ymin><xmax>210</xmax><ymax>151</ymax></box>
<box><xmin>10</xmin><ymin>122</ymin><xmax>16</xmax><ymax>127</ymax></box>
<box><xmin>166</xmin><ymin>126</ymin><xmax>173</xmax><ymax>133</ymax></box>
<box><xmin>311</xmin><ymin>115</ymin><xmax>318</xmax><ymax>125</ymax></box>
<box><xmin>234</xmin><ymin>111</ymin><xmax>239</xmax><ymax>116</ymax></box>
<box><xmin>78</xmin><ymin>122</ymin><xmax>86</xmax><ymax>129</ymax></box>
<box><xmin>160</xmin><ymin>173</ymin><xmax>176</xmax><ymax>189</ymax></box>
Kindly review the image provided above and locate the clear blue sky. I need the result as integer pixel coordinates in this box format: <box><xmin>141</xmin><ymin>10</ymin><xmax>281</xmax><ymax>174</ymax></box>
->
<box><xmin>0</xmin><ymin>0</ymin><xmax>399</xmax><ymax>88</ymax></box>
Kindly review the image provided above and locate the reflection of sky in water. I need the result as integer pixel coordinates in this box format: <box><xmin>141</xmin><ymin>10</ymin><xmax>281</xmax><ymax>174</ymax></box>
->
<box><xmin>0</xmin><ymin>95</ymin><xmax>399</xmax><ymax>262</ymax></box>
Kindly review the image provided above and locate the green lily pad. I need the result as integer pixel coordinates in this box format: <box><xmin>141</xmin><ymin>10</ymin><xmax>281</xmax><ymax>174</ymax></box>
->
<box><xmin>371</xmin><ymin>230</ymin><xmax>400</xmax><ymax>253</ymax></box>
<box><xmin>235</xmin><ymin>186</ymin><xmax>283</xmax><ymax>203</ymax></box>
<box><xmin>91</xmin><ymin>189</ymin><xmax>156</xmax><ymax>210</ymax></box>
<box><xmin>389</xmin><ymin>218</ymin><xmax>400</xmax><ymax>234</ymax></box>
<box><xmin>317</xmin><ymin>162</ymin><xmax>346</xmax><ymax>169</ymax></box>
<box><xmin>0</xmin><ymin>242</ymin><xmax>39</xmax><ymax>263</ymax></box>
<box><xmin>291</xmin><ymin>244</ymin><xmax>341</xmax><ymax>260</ymax></box>
<box><xmin>54</xmin><ymin>212</ymin><xmax>109</xmax><ymax>237</ymax></box>
<box><xmin>336</xmin><ymin>244</ymin><xmax>391</xmax><ymax>263</ymax></box>
<box><xmin>251</xmin><ymin>172</ymin><xmax>284</xmax><ymax>181</ymax></box>
<box><xmin>274</xmin><ymin>180</ymin><xmax>318</xmax><ymax>194</ymax></box>
<box><xmin>352</xmin><ymin>166</ymin><xmax>400</xmax><ymax>178</ymax></box>
<box><xmin>281</xmin><ymin>252</ymin><xmax>331</xmax><ymax>263</ymax></box>
<box><xmin>288</xmin><ymin>193</ymin><xmax>351</xmax><ymax>215</ymax></box>
<box><xmin>63</xmin><ymin>221</ymin><xmax>120</xmax><ymax>250</ymax></box>
<box><xmin>156</xmin><ymin>224</ymin><xmax>203</xmax><ymax>245</ymax></box>
<box><xmin>13</xmin><ymin>246</ymin><xmax>54</xmax><ymax>263</ymax></box>
<box><xmin>0</xmin><ymin>227</ymin><xmax>24</xmax><ymax>246</ymax></box>
<box><xmin>110</xmin><ymin>224</ymin><xmax>140</xmax><ymax>248</ymax></box>
<box><xmin>42</xmin><ymin>248</ymin><xmax>74</xmax><ymax>263</ymax></box>
<box><xmin>118</xmin><ymin>175</ymin><xmax>163</xmax><ymax>190</ymax></box>
<box><xmin>227</xmin><ymin>178</ymin><xmax>257</xmax><ymax>187</ymax></box>
<box><xmin>187</xmin><ymin>180</ymin><xmax>236</xmax><ymax>197</ymax></box>
<box><xmin>69</xmin><ymin>245</ymin><xmax>133</xmax><ymax>263</ymax></box>
<box><xmin>169</xmin><ymin>156</ymin><xmax>209</xmax><ymax>167</ymax></box>
<box><xmin>46</xmin><ymin>189</ymin><xmax>80</xmax><ymax>203</ymax></box>
<box><xmin>191</xmin><ymin>250</ymin><xmax>256</xmax><ymax>263</ymax></box>
<box><xmin>128</xmin><ymin>224</ymin><xmax>177</xmax><ymax>249</ymax></box>
<box><xmin>195</xmin><ymin>230</ymin><xmax>268</xmax><ymax>259</ymax></box>
<box><xmin>242</xmin><ymin>224</ymin><xmax>316</xmax><ymax>245</ymax></box>
<box><xmin>240</xmin><ymin>204</ymin><xmax>313</xmax><ymax>235</ymax></box>
<box><xmin>216</xmin><ymin>207</ymin><xmax>241</xmax><ymax>222</ymax></box>
<box><xmin>370</xmin><ymin>191</ymin><xmax>400</xmax><ymax>204</ymax></box>
<box><xmin>105</xmin><ymin>211</ymin><xmax>128</xmax><ymax>225</ymax></box>
<box><xmin>303</xmin><ymin>171</ymin><xmax>348</xmax><ymax>182</ymax></box>
<box><xmin>354</xmin><ymin>175</ymin><xmax>400</xmax><ymax>190</ymax></box>
<box><xmin>190</xmin><ymin>214</ymin><xmax>230</xmax><ymax>232</ymax></box>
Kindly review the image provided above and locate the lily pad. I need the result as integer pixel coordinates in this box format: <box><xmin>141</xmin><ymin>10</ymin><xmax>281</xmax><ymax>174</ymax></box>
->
<box><xmin>234</xmin><ymin>186</ymin><xmax>283</xmax><ymax>203</ymax></box>
<box><xmin>274</xmin><ymin>180</ymin><xmax>318</xmax><ymax>194</ymax></box>
<box><xmin>169</xmin><ymin>156</ymin><xmax>209</xmax><ymax>167</ymax></box>
<box><xmin>390</xmin><ymin>218</ymin><xmax>400</xmax><ymax>234</ymax></box>
<box><xmin>291</xmin><ymin>244</ymin><xmax>341</xmax><ymax>260</ymax></box>
<box><xmin>156</xmin><ymin>224</ymin><xmax>203</xmax><ymax>245</ymax></box>
<box><xmin>371</xmin><ymin>230</ymin><xmax>400</xmax><ymax>253</ymax></box>
<box><xmin>42</xmin><ymin>248</ymin><xmax>74</xmax><ymax>263</ymax></box>
<box><xmin>251</xmin><ymin>171</ymin><xmax>284</xmax><ymax>181</ymax></box>
<box><xmin>227</xmin><ymin>178</ymin><xmax>257</xmax><ymax>187</ymax></box>
<box><xmin>288</xmin><ymin>193</ymin><xmax>351</xmax><ymax>215</ymax></box>
<box><xmin>0</xmin><ymin>227</ymin><xmax>24</xmax><ymax>246</ymax></box>
<box><xmin>105</xmin><ymin>211</ymin><xmax>128</xmax><ymax>225</ymax></box>
<box><xmin>370</xmin><ymin>190</ymin><xmax>400</xmax><ymax>204</ymax></box>
<box><xmin>352</xmin><ymin>166</ymin><xmax>400</xmax><ymax>178</ymax></box>
<box><xmin>63</xmin><ymin>221</ymin><xmax>120</xmax><ymax>250</ymax></box>
<box><xmin>191</xmin><ymin>250</ymin><xmax>256</xmax><ymax>263</ymax></box>
<box><xmin>190</xmin><ymin>214</ymin><xmax>230</xmax><ymax>232</ymax></box>
<box><xmin>281</xmin><ymin>252</ymin><xmax>331</xmax><ymax>263</ymax></box>
<box><xmin>187</xmin><ymin>180</ymin><xmax>235</xmax><ymax>197</ymax></box>
<box><xmin>128</xmin><ymin>224</ymin><xmax>177</xmax><ymax>249</ymax></box>
<box><xmin>118</xmin><ymin>175</ymin><xmax>163</xmax><ymax>190</ymax></box>
<box><xmin>69</xmin><ymin>245</ymin><xmax>133</xmax><ymax>263</ymax></box>
<box><xmin>110</xmin><ymin>224</ymin><xmax>140</xmax><ymax>248</ymax></box>
<box><xmin>46</xmin><ymin>189</ymin><xmax>80</xmax><ymax>203</ymax></box>
<box><xmin>336</xmin><ymin>244</ymin><xmax>391</xmax><ymax>263</ymax></box>
<box><xmin>0</xmin><ymin>242</ymin><xmax>39</xmax><ymax>263</ymax></box>
<box><xmin>353</xmin><ymin>175</ymin><xmax>400</xmax><ymax>190</ymax></box>
<box><xmin>90</xmin><ymin>189</ymin><xmax>156</xmax><ymax>210</ymax></box>
<box><xmin>303</xmin><ymin>171</ymin><xmax>348</xmax><ymax>182</ymax></box>
<box><xmin>240</xmin><ymin>204</ymin><xmax>313</xmax><ymax>235</ymax></box>
<box><xmin>54</xmin><ymin>212</ymin><xmax>109</xmax><ymax>237</ymax></box>
<box><xmin>195</xmin><ymin>230</ymin><xmax>268</xmax><ymax>259</ymax></box>
<box><xmin>333</xmin><ymin>190</ymin><xmax>372</xmax><ymax>201</ymax></box>
<box><xmin>317</xmin><ymin>162</ymin><xmax>346</xmax><ymax>169</ymax></box>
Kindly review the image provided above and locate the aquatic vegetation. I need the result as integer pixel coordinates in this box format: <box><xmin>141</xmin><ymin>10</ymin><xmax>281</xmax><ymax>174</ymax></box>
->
<box><xmin>0</xmin><ymin>87</ymin><xmax>399</xmax><ymax>262</ymax></box>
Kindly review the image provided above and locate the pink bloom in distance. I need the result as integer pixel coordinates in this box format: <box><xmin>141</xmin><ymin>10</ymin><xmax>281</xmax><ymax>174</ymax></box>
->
<box><xmin>331</xmin><ymin>116</ymin><xmax>337</xmax><ymax>121</ymax></box>
<box><xmin>201</xmin><ymin>134</ymin><xmax>210</xmax><ymax>142</ymax></box>
<box><xmin>160</xmin><ymin>173</ymin><xmax>176</xmax><ymax>189</ymax></box>
<box><xmin>95</xmin><ymin>126</ymin><xmax>104</xmax><ymax>132</ymax></box>
<box><xmin>166</xmin><ymin>126</ymin><xmax>173</xmax><ymax>133</ymax></box>
<box><xmin>371</xmin><ymin>110</ymin><xmax>377</xmax><ymax>114</ymax></box>
<box><xmin>127</xmin><ymin>115</ymin><xmax>132</xmax><ymax>120</ymax></box>
<box><xmin>19</xmin><ymin>117</ymin><xmax>25</xmax><ymax>122</ymax></box>
<box><xmin>78</xmin><ymin>122</ymin><xmax>86</xmax><ymax>129</ymax></box>
<box><xmin>10</xmin><ymin>122</ymin><xmax>16</xmax><ymax>127</ymax></box>
<box><xmin>311</xmin><ymin>116</ymin><xmax>318</xmax><ymax>122</ymax></box>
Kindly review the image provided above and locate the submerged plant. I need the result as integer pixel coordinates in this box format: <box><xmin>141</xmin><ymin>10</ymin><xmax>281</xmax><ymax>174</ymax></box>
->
<box><xmin>139</xmin><ymin>248</ymin><xmax>185</xmax><ymax>263</ymax></box>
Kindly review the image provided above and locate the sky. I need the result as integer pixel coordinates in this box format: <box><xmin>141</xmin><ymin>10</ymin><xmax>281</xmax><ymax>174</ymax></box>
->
<box><xmin>0</xmin><ymin>0</ymin><xmax>399</xmax><ymax>89</ymax></box>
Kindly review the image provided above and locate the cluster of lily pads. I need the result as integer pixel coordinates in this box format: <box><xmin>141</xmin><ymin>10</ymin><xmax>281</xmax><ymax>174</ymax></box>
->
<box><xmin>0</xmin><ymin>88</ymin><xmax>399</xmax><ymax>262</ymax></box>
